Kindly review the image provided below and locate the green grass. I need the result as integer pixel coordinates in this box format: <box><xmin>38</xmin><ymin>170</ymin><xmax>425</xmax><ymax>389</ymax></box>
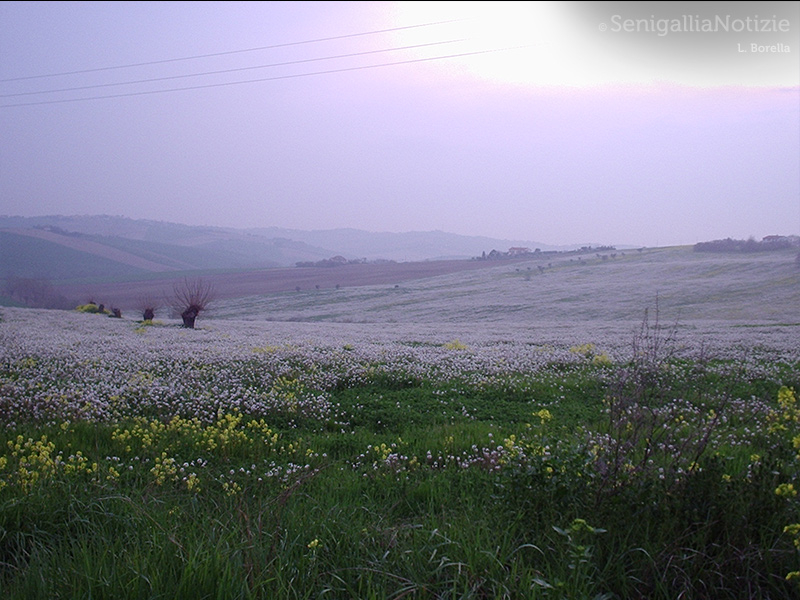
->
<box><xmin>1</xmin><ymin>358</ymin><xmax>799</xmax><ymax>599</ymax></box>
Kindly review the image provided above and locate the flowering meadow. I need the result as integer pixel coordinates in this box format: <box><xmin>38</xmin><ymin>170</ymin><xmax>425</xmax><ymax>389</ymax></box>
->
<box><xmin>1</xmin><ymin>306</ymin><xmax>799</xmax><ymax>599</ymax></box>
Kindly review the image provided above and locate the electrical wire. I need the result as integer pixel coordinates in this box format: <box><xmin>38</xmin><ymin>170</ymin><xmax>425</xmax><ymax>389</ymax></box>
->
<box><xmin>0</xmin><ymin>19</ymin><xmax>466</xmax><ymax>83</ymax></box>
<box><xmin>1</xmin><ymin>45</ymin><xmax>530</xmax><ymax>108</ymax></box>
<box><xmin>1</xmin><ymin>38</ymin><xmax>469</xmax><ymax>99</ymax></box>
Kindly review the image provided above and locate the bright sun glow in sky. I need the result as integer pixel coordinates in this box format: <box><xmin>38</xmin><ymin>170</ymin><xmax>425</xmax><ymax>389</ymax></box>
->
<box><xmin>390</xmin><ymin>1</ymin><xmax>605</xmax><ymax>86</ymax></box>
<box><xmin>390</xmin><ymin>0</ymin><xmax>800</xmax><ymax>87</ymax></box>
<box><xmin>0</xmin><ymin>1</ymin><xmax>798</xmax><ymax>247</ymax></box>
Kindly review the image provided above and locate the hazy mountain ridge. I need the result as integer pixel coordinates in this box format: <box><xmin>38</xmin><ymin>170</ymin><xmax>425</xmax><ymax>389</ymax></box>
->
<box><xmin>245</xmin><ymin>226</ymin><xmax>568</xmax><ymax>261</ymax></box>
<box><xmin>0</xmin><ymin>215</ymin><xmax>562</xmax><ymax>282</ymax></box>
<box><xmin>0</xmin><ymin>216</ymin><xmax>336</xmax><ymax>282</ymax></box>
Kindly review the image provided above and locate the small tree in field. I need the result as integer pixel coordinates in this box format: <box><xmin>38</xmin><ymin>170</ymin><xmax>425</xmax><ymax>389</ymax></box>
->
<box><xmin>137</xmin><ymin>295</ymin><xmax>160</xmax><ymax>322</ymax></box>
<box><xmin>173</xmin><ymin>278</ymin><xmax>215</xmax><ymax>329</ymax></box>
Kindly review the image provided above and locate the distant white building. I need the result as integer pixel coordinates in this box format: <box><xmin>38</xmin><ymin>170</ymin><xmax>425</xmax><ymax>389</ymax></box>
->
<box><xmin>763</xmin><ymin>235</ymin><xmax>800</xmax><ymax>246</ymax></box>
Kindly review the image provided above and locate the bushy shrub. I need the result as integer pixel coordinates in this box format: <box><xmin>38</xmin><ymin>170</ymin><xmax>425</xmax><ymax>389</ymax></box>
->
<box><xmin>75</xmin><ymin>302</ymin><xmax>109</xmax><ymax>314</ymax></box>
<box><xmin>694</xmin><ymin>237</ymin><xmax>792</xmax><ymax>253</ymax></box>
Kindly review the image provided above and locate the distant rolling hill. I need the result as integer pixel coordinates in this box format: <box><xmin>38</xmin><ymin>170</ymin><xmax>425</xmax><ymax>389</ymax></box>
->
<box><xmin>0</xmin><ymin>214</ymin><xmax>610</xmax><ymax>311</ymax></box>
<box><xmin>0</xmin><ymin>229</ymin><xmax>150</xmax><ymax>282</ymax></box>
<box><xmin>0</xmin><ymin>217</ymin><xmax>337</xmax><ymax>283</ymax></box>
<box><xmin>0</xmin><ymin>215</ymin><xmax>559</xmax><ymax>285</ymax></box>
<box><xmin>244</xmin><ymin>226</ymin><xmax>567</xmax><ymax>261</ymax></box>
<box><xmin>26</xmin><ymin>245</ymin><xmax>799</xmax><ymax>327</ymax></box>
<box><xmin>51</xmin><ymin>257</ymin><xmax>520</xmax><ymax>311</ymax></box>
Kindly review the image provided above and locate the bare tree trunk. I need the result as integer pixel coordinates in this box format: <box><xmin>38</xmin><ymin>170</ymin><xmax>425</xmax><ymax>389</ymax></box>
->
<box><xmin>174</xmin><ymin>279</ymin><xmax>214</xmax><ymax>329</ymax></box>
<box><xmin>181</xmin><ymin>306</ymin><xmax>199</xmax><ymax>328</ymax></box>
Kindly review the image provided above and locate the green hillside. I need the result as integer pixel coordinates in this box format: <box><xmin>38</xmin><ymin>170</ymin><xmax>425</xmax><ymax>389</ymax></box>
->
<box><xmin>91</xmin><ymin>235</ymin><xmax>285</xmax><ymax>270</ymax></box>
<box><xmin>0</xmin><ymin>223</ymin><xmax>329</xmax><ymax>285</ymax></box>
<box><xmin>0</xmin><ymin>231</ymin><xmax>146</xmax><ymax>282</ymax></box>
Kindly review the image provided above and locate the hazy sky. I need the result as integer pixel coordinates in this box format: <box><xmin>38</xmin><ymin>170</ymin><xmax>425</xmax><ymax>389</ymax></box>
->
<box><xmin>1</xmin><ymin>1</ymin><xmax>798</xmax><ymax>247</ymax></box>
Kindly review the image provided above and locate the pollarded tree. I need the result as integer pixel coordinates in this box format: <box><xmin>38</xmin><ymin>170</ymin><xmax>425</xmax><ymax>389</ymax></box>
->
<box><xmin>137</xmin><ymin>294</ymin><xmax>160</xmax><ymax>322</ymax></box>
<box><xmin>173</xmin><ymin>278</ymin><xmax>215</xmax><ymax>329</ymax></box>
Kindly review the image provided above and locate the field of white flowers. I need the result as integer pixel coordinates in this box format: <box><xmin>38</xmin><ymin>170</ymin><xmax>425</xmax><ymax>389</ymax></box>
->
<box><xmin>2</xmin><ymin>291</ymin><xmax>800</xmax><ymax>598</ymax></box>
<box><xmin>1</xmin><ymin>305</ymin><xmax>798</xmax><ymax>427</ymax></box>
<box><xmin>214</xmin><ymin>246</ymin><xmax>800</xmax><ymax>324</ymax></box>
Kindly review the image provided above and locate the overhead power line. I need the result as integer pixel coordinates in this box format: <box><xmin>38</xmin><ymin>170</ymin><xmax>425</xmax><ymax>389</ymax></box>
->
<box><xmin>0</xmin><ymin>19</ymin><xmax>466</xmax><ymax>83</ymax></box>
<box><xmin>1</xmin><ymin>38</ymin><xmax>468</xmax><ymax>99</ymax></box>
<box><xmin>1</xmin><ymin>45</ymin><xmax>530</xmax><ymax>108</ymax></box>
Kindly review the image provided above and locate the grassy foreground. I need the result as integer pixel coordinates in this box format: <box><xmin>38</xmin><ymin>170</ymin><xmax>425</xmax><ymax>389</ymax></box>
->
<box><xmin>1</xmin><ymin>311</ymin><xmax>799</xmax><ymax>599</ymax></box>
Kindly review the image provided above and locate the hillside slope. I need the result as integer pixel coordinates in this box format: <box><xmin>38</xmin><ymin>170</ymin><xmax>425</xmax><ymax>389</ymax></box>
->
<box><xmin>0</xmin><ymin>230</ymin><xmax>150</xmax><ymax>281</ymax></box>
<box><xmin>0</xmin><ymin>216</ymin><xmax>340</xmax><ymax>279</ymax></box>
<box><xmin>0</xmin><ymin>215</ymin><xmax>559</xmax><ymax>281</ymax></box>
<box><xmin>214</xmin><ymin>246</ymin><xmax>800</xmax><ymax>324</ymax></box>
